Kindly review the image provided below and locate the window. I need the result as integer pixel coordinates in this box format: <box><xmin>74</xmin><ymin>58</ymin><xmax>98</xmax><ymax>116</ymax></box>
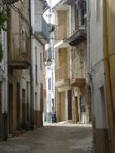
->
<box><xmin>35</xmin><ymin>92</ymin><xmax>37</xmax><ymax>109</ymax></box>
<box><xmin>79</xmin><ymin>0</ymin><xmax>86</xmax><ymax>26</ymax></box>
<box><xmin>21</xmin><ymin>29</ymin><xmax>26</xmax><ymax>52</ymax></box>
<box><xmin>95</xmin><ymin>0</ymin><xmax>100</xmax><ymax>23</ymax></box>
<box><xmin>48</xmin><ymin>78</ymin><xmax>51</xmax><ymax>90</ymax></box>
<box><xmin>40</xmin><ymin>52</ymin><xmax>42</xmax><ymax>70</ymax></box>
<box><xmin>35</xmin><ymin>47</ymin><xmax>38</xmax><ymax>85</ymax></box>
<box><xmin>75</xmin><ymin>4</ymin><xmax>79</xmax><ymax>30</ymax></box>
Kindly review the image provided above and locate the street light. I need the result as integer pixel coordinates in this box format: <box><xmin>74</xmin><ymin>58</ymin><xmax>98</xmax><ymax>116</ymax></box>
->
<box><xmin>45</xmin><ymin>59</ymin><xmax>52</xmax><ymax>66</ymax></box>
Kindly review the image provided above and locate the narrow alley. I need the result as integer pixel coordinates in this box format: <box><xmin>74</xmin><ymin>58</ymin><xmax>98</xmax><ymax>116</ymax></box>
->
<box><xmin>0</xmin><ymin>0</ymin><xmax>115</xmax><ymax>153</ymax></box>
<box><xmin>0</xmin><ymin>122</ymin><xmax>92</xmax><ymax>153</ymax></box>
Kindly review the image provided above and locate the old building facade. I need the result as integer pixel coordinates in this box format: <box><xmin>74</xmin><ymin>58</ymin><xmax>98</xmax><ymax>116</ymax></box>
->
<box><xmin>43</xmin><ymin>4</ymin><xmax>56</xmax><ymax>123</ymax></box>
<box><xmin>54</xmin><ymin>2</ymin><xmax>72</xmax><ymax>122</ymax></box>
<box><xmin>0</xmin><ymin>15</ymin><xmax>8</xmax><ymax>140</ymax></box>
<box><xmin>87</xmin><ymin>0</ymin><xmax>115</xmax><ymax>153</ymax></box>
<box><xmin>30</xmin><ymin>0</ymin><xmax>49</xmax><ymax>128</ymax></box>
<box><xmin>66</xmin><ymin>0</ymin><xmax>91</xmax><ymax>124</ymax></box>
<box><xmin>0</xmin><ymin>0</ymin><xmax>50</xmax><ymax>140</ymax></box>
<box><xmin>54</xmin><ymin>0</ymin><xmax>91</xmax><ymax>124</ymax></box>
<box><xmin>7</xmin><ymin>0</ymin><xmax>31</xmax><ymax>135</ymax></box>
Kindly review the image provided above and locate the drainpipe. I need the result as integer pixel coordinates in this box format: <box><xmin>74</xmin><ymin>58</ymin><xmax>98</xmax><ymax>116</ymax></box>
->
<box><xmin>87</xmin><ymin>0</ymin><xmax>96</xmax><ymax>151</ymax></box>
<box><xmin>29</xmin><ymin>0</ymin><xmax>34</xmax><ymax>130</ymax></box>
<box><xmin>2</xmin><ymin>10</ymin><xmax>8</xmax><ymax>141</ymax></box>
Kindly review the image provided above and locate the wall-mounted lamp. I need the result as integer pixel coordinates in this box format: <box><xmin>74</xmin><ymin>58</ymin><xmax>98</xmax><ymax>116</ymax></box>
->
<box><xmin>45</xmin><ymin>59</ymin><xmax>52</xmax><ymax>66</ymax></box>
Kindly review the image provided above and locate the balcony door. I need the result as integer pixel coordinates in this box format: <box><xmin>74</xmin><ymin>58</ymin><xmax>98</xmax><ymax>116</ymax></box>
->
<box><xmin>59</xmin><ymin>92</ymin><xmax>66</xmax><ymax>121</ymax></box>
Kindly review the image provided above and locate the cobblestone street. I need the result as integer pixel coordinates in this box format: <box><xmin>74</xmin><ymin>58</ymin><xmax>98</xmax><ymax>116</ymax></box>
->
<box><xmin>0</xmin><ymin>123</ymin><xmax>92</xmax><ymax>153</ymax></box>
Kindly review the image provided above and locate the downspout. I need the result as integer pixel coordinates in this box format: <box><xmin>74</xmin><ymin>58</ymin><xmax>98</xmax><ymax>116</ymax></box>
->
<box><xmin>87</xmin><ymin>0</ymin><xmax>96</xmax><ymax>151</ymax></box>
<box><xmin>29</xmin><ymin>0</ymin><xmax>34</xmax><ymax>129</ymax></box>
<box><xmin>2</xmin><ymin>6</ymin><xmax>9</xmax><ymax>141</ymax></box>
<box><xmin>2</xmin><ymin>18</ymin><xmax>8</xmax><ymax>141</ymax></box>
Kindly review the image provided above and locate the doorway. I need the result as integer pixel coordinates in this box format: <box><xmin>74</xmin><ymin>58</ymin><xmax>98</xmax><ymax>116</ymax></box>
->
<box><xmin>68</xmin><ymin>90</ymin><xmax>72</xmax><ymax>120</ymax></box>
<box><xmin>80</xmin><ymin>96</ymin><xmax>86</xmax><ymax>123</ymax></box>
<box><xmin>16</xmin><ymin>83</ymin><xmax>20</xmax><ymax>129</ymax></box>
<box><xmin>0</xmin><ymin>83</ymin><xmax>2</xmax><ymax>139</ymax></box>
<box><xmin>22</xmin><ymin>89</ymin><xmax>26</xmax><ymax>129</ymax></box>
<box><xmin>8</xmin><ymin>84</ymin><xmax>13</xmax><ymax>134</ymax></box>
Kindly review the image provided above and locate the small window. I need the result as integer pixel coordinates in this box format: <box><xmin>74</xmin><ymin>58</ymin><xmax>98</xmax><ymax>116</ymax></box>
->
<box><xmin>21</xmin><ymin>29</ymin><xmax>26</xmax><ymax>52</ymax></box>
<box><xmin>35</xmin><ymin>92</ymin><xmax>37</xmax><ymax>109</ymax></box>
<box><xmin>35</xmin><ymin>47</ymin><xmax>38</xmax><ymax>85</ymax></box>
<box><xmin>40</xmin><ymin>53</ymin><xmax>42</xmax><ymax>70</ymax></box>
<box><xmin>48</xmin><ymin>78</ymin><xmax>51</xmax><ymax>90</ymax></box>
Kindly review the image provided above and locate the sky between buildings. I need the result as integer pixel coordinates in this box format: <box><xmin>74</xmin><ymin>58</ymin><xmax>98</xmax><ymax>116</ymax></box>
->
<box><xmin>46</xmin><ymin>0</ymin><xmax>61</xmax><ymax>7</ymax></box>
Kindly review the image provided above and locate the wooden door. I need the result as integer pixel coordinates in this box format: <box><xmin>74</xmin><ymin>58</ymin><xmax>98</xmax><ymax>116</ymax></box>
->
<box><xmin>22</xmin><ymin>89</ymin><xmax>26</xmax><ymax>129</ymax></box>
<box><xmin>40</xmin><ymin>83</ymin><xmax>43</xmax><ymax>126</ymax></box>
<box><xmin>75</xmin><ymin>97</ymin><xmax>79</xmax><ymax>122</ymax></box>
<box><xmin>60</xmin><ymin>92</ymin><xmax>66</xmax><ymax>121</ymax></box>
<box><xmin>68</xmin><ymin>90</ymin><xmax>72</xmax><ymax>120</ymax></box>
<box><xmin>8</xmin><ymin>84</ymin><xmax>13</xmax><ymax>134</ymax></box>
<box><xmin>16</xmin><ymin>83</ymin><xmax>20</xmax><ymax>129</ymax></box>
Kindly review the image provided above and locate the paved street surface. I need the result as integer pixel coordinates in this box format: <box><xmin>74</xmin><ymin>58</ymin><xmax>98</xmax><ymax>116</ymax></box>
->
<box><xmin>0</xmin><ymin>122</ymin><xmax>92</xmax><ymax>153</ymax></box>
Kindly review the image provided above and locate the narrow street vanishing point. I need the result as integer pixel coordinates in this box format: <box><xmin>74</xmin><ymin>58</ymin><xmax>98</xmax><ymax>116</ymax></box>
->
<box><xmin>0</xmin><ymin>0</ymin><xmax>115</xmax><ymax>153</ymax></box>
<box><xmin>0</xmin><ymin>122</ymin><xmax>92</xmax><ymax>153</ymax></box>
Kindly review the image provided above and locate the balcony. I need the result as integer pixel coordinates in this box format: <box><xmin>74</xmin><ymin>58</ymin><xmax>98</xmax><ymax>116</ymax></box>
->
<box><xmin>55</xmin><ymin>64</ymin><xmax>70</xmax><ymax>87</ymax></box>
<box><xmin>55</xmin><ymin>25</ymin><xmax>68</xmax><ymax>40</ymax></box>
<box><xmin>71</xmin><ymin>57</ymin><xmax>86</xmax><ymax>87</ymax></box>
<box><xmin>66</xmin><ymin>28</ymin><xmax>86</xmax><ymax>46</ymax></box>
<box><xmin>71</xmin><ymin>78</ymin><xmax>86</xmax><ymax>87</ymax></box>
<box><xmin>8</xmin><ymin>33</ymin><xmax>30</xmax><ymax>69</ymax></box>
<box><xmin>35</xmin><ymin>16</ymin><xmax>50</xmax><ymax>44</ymax></box>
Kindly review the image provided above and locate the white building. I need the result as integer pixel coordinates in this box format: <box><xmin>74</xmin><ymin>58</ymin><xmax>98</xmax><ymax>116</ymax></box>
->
<box><xmin>30</xmin><ymin>0</ymin><xmax>49</xmax><ymax>127</ymax></box>
<box><xmin>87</xmin><ymin>0</ymin><xmax>109</xmax><ymax>152</ymax></box>
<box><xmin>45</xmin><ymin>60</ymin><xmax>55</xmax><ymax>122</ymax></box>
<box><xmin>0</xmin><ymin>29</ymin><xmax>8</xmax><ymax>140</ymax></box>
<box><xmin>43</xmin><ymin>2</ymin><xmax>56</xmax><ymax>123</ymax></box>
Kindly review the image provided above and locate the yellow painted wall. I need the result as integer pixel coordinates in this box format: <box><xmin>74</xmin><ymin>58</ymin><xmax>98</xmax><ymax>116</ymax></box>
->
<box><xmin>103</xmin><ymin>0</ymin><xmax>115</xmax><ymax>152</ymax></box>
<box><xmin>57</xmin><ymin>10</ymin><xmax>69</xmax><ymax>40</ymax></box>
<box><xmin>59</xmin><ymin>48</ymin><xmax>67</xmax><ymax>66</ymax></box>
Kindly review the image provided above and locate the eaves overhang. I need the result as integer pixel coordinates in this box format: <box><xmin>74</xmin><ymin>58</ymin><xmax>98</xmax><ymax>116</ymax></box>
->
<box><xmin>52</xmin><ymin>0</ymin><xmax>71</xmax><ymax>10</ymax></box>
<box><xmin>8</xmin><ymin>61</ymin><xmax>30</xmax><ymax>69</ymax></box>
<box><xmin>33</xmin><ymin>31</ymin><xmax>49</xmax><ymax>45</ymax></box>
<box><xmin>66</xmin><ymin>30</ymin><xmax>86</xmax><ymax>46</ymax></box>
<box><xmin>71</xmin><ymin>78</ymin><xmax>86</xmax><ymax>87</ymax></box>
<box><xmin>2</xmin><ymin>0</ymin><xmax>19</xmax><ymax>5</ymax></box>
